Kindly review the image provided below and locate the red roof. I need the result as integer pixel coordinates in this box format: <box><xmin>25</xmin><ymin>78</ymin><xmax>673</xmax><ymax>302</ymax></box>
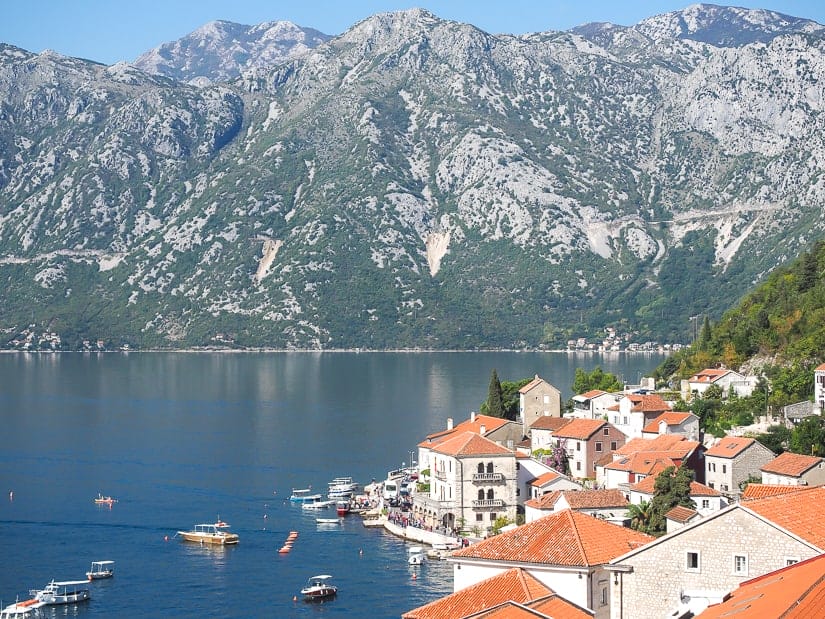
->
<box><xmin>816</xmin><ymin>362</ymin><xmax>825</xmax><ymax>372</ymax></box>
<box><xmin>553</xmin><ymin>418</ymin><xmax>608</xmax><ymax>440</ymax></box>
<box><xmin>432</xmin><ymin>431</ymin><xmax>513</xmax><ymax>458</ymax></box>
<box><xmin>579</xmin><ymin>389</ymin><xmax>608</xmax><ymax>399</ymax></box>
<box><xmin>401</xmin><ymin>568</ymin><xmax>553</xmax><ymax>619</ymax></box>
<box><xmin>420</xmin><ymin>414</ymin><xmax>510</xmax><ymax>447</ymax></box>
<box><xmin>705</xmin><ymin>437</ymin><xmax>757</xmax><ymax>458</ymax></box>
<box><xmin>741</xmin><ymin>484</ymin><xmax>813</xmax><ymax>500</ymax></box>
<box><xmin>760</xmin><ymin>452</ymin><xmax>824</xmax><ymax>477</ymax></box>
<box><xmin>625</xmin><ymin>393</ymin><xmax>670</xmax><ymax>413</ymax></box>
<box><xmin>530</xmin><ymin>416</ymin><xmax>572</xmax><ymax>432</ymax></box>
<box><xmin>744</xmin><ymin>486</ymin><xmax>825</xmax><ymax>548</ymax></box>
<box><xmin>525</xmin><ymin>489</ymin><xmax>627</xmax><ymax>511</ymax></box>
<box><xmin>688</xmin><ymin>368</ymin><xmax>731</xmax><ymax>384</ymax></box>
<box><xmin>696</xmin><ymin>553</ymin><xmax>825</xmax><ymax>619</ymax></box>
<box><xmin>530</xmin><ymin>471</ymin><xmax>562</xmax><ymax>487</ymax></box>
<box><xmin>642</xmin><ymin>412</ymin><xmax>696</xmax><ymax>434</ymax></box>
<box><xmin>451</xmin><ymin>509</ymin><xmax>652</xmax><ymax>567</ymax></box>
<box><xmin>604</xmin><ymin>453</ymin><xmax>676</xmax><ymax>476</ymax></box>
<box><xmin>665</xmin><ymin>505</ymin><xmax>699</xmax><ymax>523</ymax></box>
<box><xmin>615</xmin><ymin>434</ymin><xmax>699</xmax><ymax>458</ymax></box>
<box><xmin>519</xmin><ymin>376</ymin><xmax>559</xmax><ymax>394</ymax></box>
<box><xmin>629</xmin><ymin>475</ymin><xmax>720</xmax><ymax>497</ymax></box>
<box><xmin>472</xmin><ymin>595</ymin><xmax>594</xmax><ymax>619</ymax></box>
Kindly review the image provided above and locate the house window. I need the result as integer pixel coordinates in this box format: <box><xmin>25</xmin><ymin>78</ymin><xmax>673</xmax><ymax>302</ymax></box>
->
<box><xmin>702</xmin><ymin>499</ymin><xmax>709</xmax><ymax>509</ymax></box>
<box><xmin>478</xmin><ymin>463</ymin><xmax>485</xmax><ymax>474</ymax></box>
<box><xmin>709</xmin><ymin>462</ymin><xmax>716</xmax><ymax>472</ymax></box>
<box><xmin>487</xmin><ymin>462</ymin><xmax>494</xmax><ymax>474</ymax></box>
<box><xmin>576</xmin><ymin>461</ymin><xmax>581</xmax><ymax>471</ymax></box>
<box><xmin>721</xmin><ymin>484</ymin><xmax>729</xmax><ymax>491</ymax></box>
<box><xmin>476</xmin><ymin>513</ymin><xmax>483</xmax><ymax>522</ymax></box>
<box><xmin>686</xmin><ymin>551</ymin><xmax>700</xmax><ymax>572</ymax></box>
<box><xmin>601</xmin><ymin>587</ymin><xmax>608</xmax><ymax>606</ymax></box>
<box><xmin>490</xmin><ymin>512</ymin><xmax>497</xmax><ymax>522</ymax></box>
<box><xmin>733</xmin><ymin>554</ymin><xmax>748</xmax><ymax>576</ymax></box>
<box><xmin>516</xmin><ymin>462</ymin><xmax>520</xmax><ymax>470</ymax></box>
<box><xmin>487</xmin><ymin>489</ymin><xmax>494</xmax><ymax>500</ymax></box>
<box><xmin>544</xmin><ymin>395</ymin><xmax>549</xmax><ymax>404</ymax></box>
<box><xmin>603</xmin><ymin>427</ymin><xmax>609</xmax><ymax>435</ymax></box>
<box><xmin>596</xmin><ymin>442</ymin><xmax>603</xmax><ymax>452</ymax></box>
<box><xmin>516</xmin><ymin>487</ymin><xmax>520</xmax><ymax>497</ymax></box>
<box><xmin>722</xmin><ymin>464</ymin><xmax>727</xmax><ymax>474</ymax></box>
<box><xmin>622</xmin><ymin>416</ymin><xmax>628</xmax><ymax>425</ymax></box>
<box><xmin>577</xmin><ymin>442</ymin><xmax>581</xmax><ymax>451</ymax></box>
<box><xmin>708</xmin><ymin>482</ymin><xmax>714</xmax><ymax>489</ymax></box>
<box><xmin>785</xmin><ymin>557</ymin><xmax>800</xmax><ymax>566</ymax></box>
<box><xmin>611</xmin><ymin>441</ymin><xmax>617</xmax><ymax>450</ymax></box>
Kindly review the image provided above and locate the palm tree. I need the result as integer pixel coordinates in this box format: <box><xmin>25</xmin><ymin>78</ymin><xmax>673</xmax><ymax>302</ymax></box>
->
<box><xmin>627</xmin><ymin>500</ymin><xmax>652</xmax><ymax>533</ymax></box>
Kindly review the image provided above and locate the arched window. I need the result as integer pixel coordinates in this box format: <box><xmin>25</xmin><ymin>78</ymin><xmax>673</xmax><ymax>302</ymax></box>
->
<box><xmin>477</xmin><ymin>489</ymin><xmax>485</xmax><ymax>501</ymax></box>
<box><xmin>477</xmin><ymin>463</ymin><xmax>484</xmax><ymax>474</ymax></box>
<box><xmin>487</xmin><ymin>489</ymin><xmax>494</xmax><ymax>500</ymax></box>
<box><xmin>486</xmin><ymin>462</ymin><xmax>494</xmax><ymax>474</ymax></box>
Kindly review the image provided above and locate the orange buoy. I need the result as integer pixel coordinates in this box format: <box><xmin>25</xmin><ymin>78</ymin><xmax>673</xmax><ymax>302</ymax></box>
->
<box><xmin>278</xmin><ymin>546</ymin><xmax>291</xmax><ymax>553</ymax></box>
<box><xmin>412</xmin><ymin>572</ymin><xmax>417</xmax><ymax>580</ymax></box>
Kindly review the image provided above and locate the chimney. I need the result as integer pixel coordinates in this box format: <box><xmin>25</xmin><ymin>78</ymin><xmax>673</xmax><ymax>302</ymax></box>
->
<box><xmin>447</xmin><ymin>417</ymin><xmax>453</xmax><ymax>430</ymax></box>
<box><xmin>471</xmin><ymin>411</ymin><xmax>476</xmax><ymax>423</ymax></box>
<box><xmin>480</xmin><ymin>424</ymin><xmax>486</xmax><ymax>435</ymax></box>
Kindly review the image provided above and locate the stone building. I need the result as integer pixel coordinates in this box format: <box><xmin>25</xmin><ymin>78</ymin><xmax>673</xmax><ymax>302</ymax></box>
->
<box><xmin>704</xmin><ymin>436</ymin><xmax>774</xmax><ymax>496</ymax></box>
<box><xmin>519</xmin><ymin>374</ymin><xmax>562</xmax><ymax>431</ymax></box>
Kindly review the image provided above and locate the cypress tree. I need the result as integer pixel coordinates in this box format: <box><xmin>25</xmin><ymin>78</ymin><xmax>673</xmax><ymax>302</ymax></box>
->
<box><xmin>487</xmin><ymin>369</ymin><xmax>504</xmax><ymax>417</ymax></box>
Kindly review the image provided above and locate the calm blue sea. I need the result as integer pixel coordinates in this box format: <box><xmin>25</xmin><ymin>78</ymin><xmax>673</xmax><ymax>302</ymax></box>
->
<box><xmin>0</xmin><ymin>351</ymin><xmax>664</xmax><ymax>617</ymax></box>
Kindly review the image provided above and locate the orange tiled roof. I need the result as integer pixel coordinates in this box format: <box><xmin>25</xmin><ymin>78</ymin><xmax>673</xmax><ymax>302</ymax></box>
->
<box><xmin>625</xmin><ymin>393</ymin><xmax>670</xmax><ymax>413</ymax></box>
<box><xmin>705</xmin><ymin>437</ymin><xmax>756</xmax><ymax>458</ymax></box>
<box><xmin>562</xmin><ymin>488</ymin><xmax>628</xmax><ymax>509</ymax></box>
<box><xmin>744</xmin><ymin>486</ymin><xmax>825</xmax><ymax>548</ymax></box>
<box><xmin>530</xmin><ymin>416</ymin><xmax>572</xmax><ymax>432</ymax></box>
<box><xmin>432</xmin><ymin>431</ymin><xmax>513</xmax><ymax>458</ymax></box>
<box><xmin>530</xmin><ymin>471</ymin><xmax>562</xmax><ymax>487</ymax></box>
<box><xmin>524</xmin><ymin>490</ymin><xmax>562</xmax><ymax>510</ymax></box>
<box><xmin>420</xmin><ymin>414</ymin><xmax>510</xmax><ymax>447</ymax></box>
<box><xmin>401</xmin><ymin>568</ymin><xmax>553</xmax><ymax>619</ymax></box>
<box><xmin>604</xmin><ymin>453</ymin><xmax>677</xmax><ymax>475</ymax></box>
<box><xmin>642</xmin><ymin>412</ymin><xmax>695</xmax><ymax>434</ymax></box>
<box><xmin>741</xmin><ymin>484</ymin><xmax>813</xmax><ymax>500</ymax></box>
<box><xmin>578</xmin><ymin>389</ymin><xmax>608</xmax><ymax>400</ymax></box>
<box><xmin>695</xmin><ymin>553</ymin><xmax>825</xmax><ymax>619</ymax></box>
<box><xmin>553</xmin><ymin>418</ymin><xmax>607</xmax><ymax>440</ymax></box>
<box><xmin>760</xmin><ymin>451</ymin><xmax>824</xmax><ymax>477</ymax></box>
<box><xmin>450</xmin><ymin>509</ymin><xmax>653</xmax><ymax>567</ymax></box>
<box><xmin>629</xmin><ymin>476</ymin><xmax>720</xmax><ymax>497</ymax></box>
<box><xmin>816</xmin><ymin>362</ymin><xmax>825</xmax><ymax>372</ymax></box>
<box><xmin>519</xmin><ymin>376</ymin><xmax>558</xmax><ymax>394</ymax></box>
<box><xmin>688</xmin><ymin>368</ymin><xmax>731</xmax><ymax>384</ymax></box>
<box><xmin>471</xmin><ymin>595</ymin><xmax>594</xmax><ymax>619</ymax></box>
<box><xmin>615</xmin><ymin>434</ymin><xmax>699</xmax><ymax>457</ymax></box>
<box><xmin>665</xmin><ymin>505</ymin><xmax>698</xmax><ymax>523</ymax></box>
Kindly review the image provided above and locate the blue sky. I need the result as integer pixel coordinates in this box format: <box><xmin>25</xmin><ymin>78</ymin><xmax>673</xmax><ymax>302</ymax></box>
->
<box><xmin>3</xmin><ymin>1</ymin><xmax>824</xmax><ymax>65</ymax></box>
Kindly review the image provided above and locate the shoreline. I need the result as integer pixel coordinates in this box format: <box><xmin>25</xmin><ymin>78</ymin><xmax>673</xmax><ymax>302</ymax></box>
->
<box><xmin>0</xmin><ymin>347</ymin><xmax>672</xmax><ymax>355</ymax></box>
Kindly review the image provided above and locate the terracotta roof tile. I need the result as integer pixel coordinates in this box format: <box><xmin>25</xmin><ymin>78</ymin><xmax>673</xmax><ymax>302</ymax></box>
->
<box><xmin>530</xmin><ymin>416</ymin><xmax>572</xmax><ymax>432</ymax></box>
<box><xmin>579</xmin><ymin>389</ymin><xmax>608</xmax><ymax>400</ymax></box>
<box><xmin>665</xmin><ymin>505</ymin><xmax>698</xmax><ymax>523</ymax></box>
<box><xmin>524</xmin><ymin>490</ymin><xmax>561</xmax><ymax>510</ymax></box>
<box><xmin>741</xmin><ymin>484</ymin><xmax>812</xmax><ymax>500</ymax></box>
<box><xmin>629</xmin><ymin>476</ymin><xmax>720</xmax><ymax>497</ymax></box>
<box><xmin>402</xmin><ymin>568</ymin><xmax>553</xmax><ymax>619</ymax></box>
<box><xmin>450</xmin><ymin>509</ymin><xmax>652</xmax><ymax>567</ymax></box>
<box><xmin>421</xmin><ymin>414</ymin><xmax>510</xmax><ymax>446</ymax></box>
<box><xmin>695</xmin><ymin>553</ymin><xmax>825</xmax><ymax>619</ymax></box>
<box><xmin>432</xmin><ymin>431</ymin><xmax>513</xmax><ymax>458</ymax></box>
<box><xmin>605</xmin><ymin>453</ymin><xmax>677</xmax><ymax>475</ymax></box>
<box><xmin>626</xmin><ymin>393</ymin><xmax>670</xmax><ymax>413</ymax></box>
<box><xmin>615</xmin><ymin>435</ymin><xmax>699</xmax><ymax>457</ymax></box>
<box><xmin>743</xmin><ymin>486</ymin><xmax>825</xmax><ymax>548</ymax></box>
<box><xmin>469</xmin><ymin>595</ymin><xmax>594</xmax><ymax>619</ymax></box>
<box><xmin>705</xmin><ymin>437</ymin><xmax>757</xmax><ymax>458</ymax></box>
<box><xmin>553</xmin><ymin>418</ymin><xmax>607</xmax><ymax>440</ymax></box>
<box><xmin>562</xmin><ymin>489</ymin><xmax>628</xmax><ymax>509</ymax></box>
<box><xmin>642</xmin><ymin>412</ymin><xmax>696</xmax><ymax>434</ymax></box>
<box><xmin>816</xmin><ymin>362</ymin><xmax>825</xmax><ymax>372</ymax></box>
<box><xmin>520</xmin><ymin>376</ymin><xmax>558</xmax><ymax>394</ymax></box>
<box><xmin>530</xmin><ymin>471</ymin><xmax>562</xmax><ymax>487</ymax></box>
<box><xmin>760</xmin><ymin>452</ymin><xmax>824</xmax><ymax>477</ymax></box>
<box><xmin>688</xmin><ymin>368</ymin><xmax>730</xmax><ymax>384</ymax></box>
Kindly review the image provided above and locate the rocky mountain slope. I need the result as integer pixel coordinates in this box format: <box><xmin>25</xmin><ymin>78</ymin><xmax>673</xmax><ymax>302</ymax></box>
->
<box><xmin>1</xmin><ymin>4</ymin><xmax>824</xmax><ymax>350</ymax></box>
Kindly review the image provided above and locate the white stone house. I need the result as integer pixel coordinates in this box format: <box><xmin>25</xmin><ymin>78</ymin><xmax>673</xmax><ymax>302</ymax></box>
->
<box><xmin>449</xmin><ymin>509</ymin><xmax>653</xmax><ymax>619</ymax></box>
<box><xmin>523</xmin><ymin>488</ymin><xmax>629</xmax><ymax>524</ymax></box>
<box><xmin>416</xmin><ymin>431</ymin><xmax>517</xmax><ymax>535</ymax></box>
<box><xmin>705</xmin><ymin>436</ymin><xmax>774</xmax><ymax>496</ymax></box>
<box><xmin>517</xmin><ymin>454</ymin><xmax>580</xmax><ymax>508</ymax></box>
<box><xmin>608</xmin><ymin>393</ymin><xmax>671</xmax><ymax>439</ymax></box>
<box><xmin>760</xmin><ymin>451</ymin><xmax>825</xmax><ymax>486</ymax></box>
<box><xmin>626</xmin><ymin>475</ymin><xmax>726</xmax><ymax>517</ymax></box>
<box><xmin>570</xmin><ymin>390</ymin><xmax>619</xmax><ymax>420</ymax></box>
<box><xmin>607</xmin><ymin>486</ymin><xmax>825</xmax><ymax>619</ymax></box>
<box><xmin>815</xmin><ymin>362</ymin><xmax>825</xmax><ymax>413</ymax></box>
<box><xmin>685</xmin><ymin>368</ymin><xmax>758</xmax><ymax>398</ymax></box>
<box><xmin>525</xmin><ymin>465</ymin><xmax>582</xmax><ymax>500</ymax></box>
<box><xmin>640</xmin><ymin>411</ymin><xmax>700</xmax><ymax>441</ymax></box>
<box><xmin>529</xmin><ymin>415</ymin><xmax>572</xmax><ymax>453</ymax></box>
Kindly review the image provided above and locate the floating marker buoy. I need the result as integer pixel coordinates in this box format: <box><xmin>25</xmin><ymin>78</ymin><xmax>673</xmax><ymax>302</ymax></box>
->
<box><xmin>412</xmin><ymin>573</ymin><xmax>417</xmax><ymax>580</ymax></box>
<box><xmin>293</xmin><ymin>596</ymin><xmax>297</xmax><ymax>602</ymax></box>
<box><xmin>164</xmin><ymin>535</ymin><xmax>168</xmax><ymax>542</ymax></box>
<box><xmin>263</xmin><ymin>514</ymin><xmax>267</xmax><ymax>519</ymax></box>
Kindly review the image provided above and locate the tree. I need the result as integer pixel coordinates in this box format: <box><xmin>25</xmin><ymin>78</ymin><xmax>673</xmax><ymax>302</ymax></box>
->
<box><xmin>500</xmin><ymin>378</ymin><xmax>531</xmax><ymax>421</ymax></box>
<box><xmin>485</xmin><ymin>369</ymin><xmax>504</xmax><ymax>417</ymax></box>
<box><xmin>790</xmin><ymin>416</ymin><xmax>825</xmax><ymax>456</ymax></box>
<box><xmin>571</xmin><ymin>366</ymin><xmax>622</xmax><ymax>394</ymax></box>
<box><xmin>755</xmin><ymin>424</ymin><xmax>791</xmax><ymax>455</ymax></box>
<box><xmin>627</xmin><ymin>500</ymin><xmax>652</xmax><ymax>533</ymax></box>
<box><xmin>647</xmin><ymin>466</ymin><xmax>695</xmax><ymax>535</ymax></box>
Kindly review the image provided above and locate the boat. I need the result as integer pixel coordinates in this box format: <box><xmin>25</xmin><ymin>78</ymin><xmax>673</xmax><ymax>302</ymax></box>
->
<box><xmin>316</xmin><ymin>517</ymin><xmax>340</xmax><ymax>524</ymax></box>
<box><xmin>327</xmin><ymin>477</ymin><xmax>358</xmax><ymax>498</ymax></box>
<box><xmin>94</xmin><ymin>493</ymin><xmax>117</xmax><ymax>505</ymax></box>
<box><xmin>176</xmin><ymin>520</ymin><xmax>239</xmax><ymax>545</ymax></box>
<box><xmin>290</xmin><ymin>488</ymin><xmax>322</xmax><ymax>503</ymax></box>
<box><xmin>336</xmin><ymin>500</ymin><xmax>351</xmax><ymax>516</ymax></box>
<box><xmin>408</xmin><ymin>546</ymin><xmax>426</xmax><ymax>565</ymax></box>
<box><xmin>0</xmin><ymin>598</ymin><xmax>44</xmax><ymax>617</ymax></box>
<box><xmin>31</xmin><ymin>580</ymin><xmax>91</xmax><ymax>605</ymax></box>
<box><xmin>300</xmin><ymin>574</ymin><xmax>337</xmax><ymax>601</ymax></box>
<box><xmin>302</xmin><ymin>499</ymin><xmax>334</xmax><ymax>509</ymax></box>
<box><xmin>86</xmin><ymin>560</ymin><xmax>115</xmax><ymax>580</ymax></box>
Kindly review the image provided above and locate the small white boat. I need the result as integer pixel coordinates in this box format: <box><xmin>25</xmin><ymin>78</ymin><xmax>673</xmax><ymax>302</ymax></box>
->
<box><xmin>94</xmin><ymin>493</ymin><xmax>117</xmax><ymax>505</ymax></box>
<box><xmin>300</xmin><ymin>574</ymin><xmax>337</xmax><ymax>601</ymax></box>
<box><xmin>408</xmin><ymin>546</ymin><xmax>426</xmax><ymax>565</ymax></box>
<box><xmin>316</xmin><ymin>517</ymin><xmax>341</xmax><ymax>524</ymax></box>
<box><xmin>86</xmin><ymin>560</ymin><xmax>115</xmax><ymax>580</ymax></box>
<box><xmin>177</xmin><ymin>520</ymin><xmax>239</xmax><ymax>545</ymax></box>
<box><xmin>0</xmin><ymin>598</ymin><xmax>44</xmax><ymax>617</ymax></box>
<box><xmin>302</xmin><ymin>499</ymin><xmax>334</xmax><ymax>509</ymax></box>
<box><xmin>31</xmin><ymin>580</ymin><xmax>91</xmax><ymax>605</ymax></box>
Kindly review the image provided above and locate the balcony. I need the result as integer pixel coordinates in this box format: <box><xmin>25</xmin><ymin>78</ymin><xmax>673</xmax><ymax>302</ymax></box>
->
<box><xmin>472</xmin><ymin>498</ymin><xmax>504</xmax><ymax>508</ymax></box>
<box><xmin>472</xmin><ymin>472</ymin><xmax>503</xmax><ymax>482</ymax></box>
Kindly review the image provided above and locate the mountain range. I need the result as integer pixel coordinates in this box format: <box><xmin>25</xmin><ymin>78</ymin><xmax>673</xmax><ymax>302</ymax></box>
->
<box><xmin>1</xmin><ymin>4</ymin><xmax>824</xmax><ymax>350</ymax></box>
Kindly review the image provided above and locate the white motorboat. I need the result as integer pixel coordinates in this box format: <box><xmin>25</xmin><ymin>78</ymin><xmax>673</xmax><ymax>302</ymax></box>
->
<box><xmin>300</xmin><ymin>574</ymin><xmax>337</xmax><ymax>601</ymax></box>
<box><xmin>0</xmin><ymin>598</ymin><xmax>44</xmax><ymax>617</ymax></box>
<box><xmin>177</xmin><ymin>520</ymin><xmax>239</xmax><ymax>545</ymax></box>
<box><xmin>31</xmin><ymin>580</ymin><xmax>91</xmax><ymax>605</ymax></box>
<box><xmin>316</xmin><ymin>517</ymin><xmax>341</xmax><ymax>524</ymax></box>
<box><xmin>302</xmin><ymin>499</ymin><xmax>334</xmax><ymax>509</ymax></box>
<box><xmin>86</xmin><ymin>560</ymin><xmax>115</xmax><ymax>580</ymax></box>
<box><xmin>408</xmin><ymin>546</ymin><xmax>426</xmax><ymax>565</ymax></box>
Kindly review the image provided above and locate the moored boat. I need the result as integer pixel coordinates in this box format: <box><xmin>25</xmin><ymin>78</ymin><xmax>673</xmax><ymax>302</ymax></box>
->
<box><xmin>335</xmin><ymin>500</ymin><xmax>351</xmax><ymax>516</ymax></box>
<box><xmin>300</xmin><ymin>574</ymin><xmax>337</xmax><ymax>601</ymax></box>
<box><xmin>177</xmin><ymin>520</ymin><xmax>239</xmax><ymax>545</ymax></box>
<box><xmin>31</xmin><ymin>580</ymin><xmax>91</xmax><ymax>605</ymax></box>
<box><xmin>94</xmin><ymin>493</ymin><xmax>117</xmax><ymax>505</ymax></box>
<box><xmin>290</xmin><ymin>488</ymin><xmax>322</xmax><ymax>503</ymax></box>
<box><xmin>316</xmin><ymin>517</ymin><xmax>340</xmax><ymax>524</ymax></box>
<box><xmin>408</xmin><ymin>546</ymin><xmax>426</xmax><ymax>565</ymax></box>
<box><xmin>0</xmin><ymin>598</ymin><xmax>44</xmax><ymax>617</ymax></box>
<box><xmin>302</xmin><ymin>498</ymin><xmax>334</xmax><ymax>509</ymax></box>
<box><xmin>86</xmin><ymin>560</ymin><xmax>115</xmax><ymax>580</ymax></box>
